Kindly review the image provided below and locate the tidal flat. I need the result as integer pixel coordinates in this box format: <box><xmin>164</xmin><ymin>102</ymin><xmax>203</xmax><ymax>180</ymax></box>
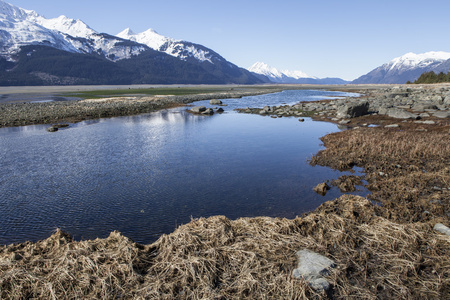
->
<box><xmin>0</xmin><ymin>84</ymin><xmax>449</xmax><ymax>299</ymax></box>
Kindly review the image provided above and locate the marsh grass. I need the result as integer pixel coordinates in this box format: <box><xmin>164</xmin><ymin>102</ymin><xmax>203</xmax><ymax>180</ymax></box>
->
<box><xmin>1</xmin><ymin>196</ymin><xmax>448</xmax><ymax>299</ymax></box>
<box><xmin>310</xmin><ymin>127</ymin><xmax>450</xmax><ymax>223</ymax></box>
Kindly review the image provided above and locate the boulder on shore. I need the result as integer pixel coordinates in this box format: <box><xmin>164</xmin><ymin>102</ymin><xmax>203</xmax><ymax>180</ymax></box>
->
<box><xmin>336</xmin><ymin>101</ymin><xmax>369</xmax><ymax>119</ymax></box>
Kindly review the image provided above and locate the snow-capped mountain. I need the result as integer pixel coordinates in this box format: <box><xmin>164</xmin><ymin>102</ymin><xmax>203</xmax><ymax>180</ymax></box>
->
<box><xmin>248</xmin><ymin>62</ymin><xmax>348</xmax><ymax>85</ymax></box>
<box><xmin>248</xmin><ymin>62</ymin><xmax>313</xmax><ymax>82</ymax></box>
<box><xmin>0</xmin><ymin>0</ymin><xmax>147</xmax><ymax>61</ymax></box>
<box><xmin>353</xmin><ymin>51</ymin><xmax>450</xmax><ymax>84</ymax></box>
<box><xmin>0</xmin><ymin>1</ymin><xmax>78</xmax><ymax>56</ymax></box>
<box><xmin>117</xmin><ymin>28</ymin><xmax>218</xmax><ymax>64</ymax></box>
<box><xmin>0</xmin><ymin>0</ymin><xmax>261</xmax><ymax>85</ymax></box>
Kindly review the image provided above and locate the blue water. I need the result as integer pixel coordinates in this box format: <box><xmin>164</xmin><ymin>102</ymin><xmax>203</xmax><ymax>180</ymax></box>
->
<box><xmin>0</xmin><ymin>90</ymin><xmax>364</xmax><ymax>245</ymax></box>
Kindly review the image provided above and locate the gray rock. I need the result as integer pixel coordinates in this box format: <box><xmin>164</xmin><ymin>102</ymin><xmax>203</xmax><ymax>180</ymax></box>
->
<box><xmin>444</xmin><ymin>96</ymin><xmax>450</xmax><ymax>105</ymax></box>
<box><xmin>201</xmin><ymin>108</ymin><xmax>214</xmax><ymax>115</ymax></box>
<box><xmin>47</xmin><ymin>126</ymin><xmax>58</xmax><ymax>132</ymax></box>
<box><xmin>292</xmin><ymin>249</ymin><xmax>336</xmax><ymax>293</ymax></box>
<box><xmin>190</xmin><ymin>106</ymin><xmax>206</xmax><ymax>113</ymax></box>
<box><xmin>209</xmin><ymin>99</ymin><xmax>222</xmax><ymax>105</ymax></box>
<box><xmin>377</xmin><ymin>107</ymin><xmax>389</xmax><ymax>115</ymax></box>
<box><xmin>432</xmin><ymin>111</ymin><xmax>450</xmax><ymax>118</ymax></box>
<box><xmin>414</xmin><ymin>120</ymin><xmax>436</xmax><ymax>125</ymax></box>
<box><xmin>412</xmin><ymin>104</ymin><xmax>438</xmax><ymax>111</ymax></box>
<box><xmin>388</xmin><ymin>93</ymin><xmax>409</xmax><ymax>99</ymax></box>
<box><xmin>386</xmin><ymin>108</ymin><xmax>419</xmax><ymax>119</ymax></box>
<box><xmin>385</xmin><ymin>124</ymin><xmax>399</xmax><ymax>128</ymax></box>
<box><xmin>298</xmin><ymin>118</ymin><xmax>305</xmax><ymax>122</ymax></box>
<box><xmin>262</xmin><ymin>106</ymin><xmax>272</xmax><ymax>112</ymax></box>
<box><xmin>216</xmin><ymin>107</ymin><xmax>224</xmax><ymax>113</ymax></box>
<box><xmin>434</xmin><ymin>223</ymin><xmax>450</xmax><ymax>236</ymax></box>
<box><xmin>339</xmin><ymin>119</ymin><xmax>351</xmax><ymax>125</ymax></box>
<box><xmin>336</xmin><ymin>101</ymin><xmax>369</xmax><ymax>118</ymax></box>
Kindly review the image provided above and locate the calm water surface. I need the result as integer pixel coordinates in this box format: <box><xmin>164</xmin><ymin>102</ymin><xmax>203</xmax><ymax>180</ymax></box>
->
<box><xmin>0</xmin><ymin>90</ymin><xmax>365</xmax><ymax>245</ymax></box>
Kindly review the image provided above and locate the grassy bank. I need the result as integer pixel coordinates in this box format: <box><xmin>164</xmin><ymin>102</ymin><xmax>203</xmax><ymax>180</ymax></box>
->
<box><xmin>1</xmin><ymin>194</ymin><xmax>448</xmax><ymax>299</ymax></box>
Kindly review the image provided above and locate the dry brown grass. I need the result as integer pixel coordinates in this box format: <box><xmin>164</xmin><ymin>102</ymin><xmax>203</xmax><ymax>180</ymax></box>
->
<box><xmin>1</xmin><ymin>196</ymin><xmax>449</xmax><ymax>299</ymax></box>
<box><xmin>311</xmin><ymin>127</ymin><xmax>450</xmax><ymax>224</ymax></box>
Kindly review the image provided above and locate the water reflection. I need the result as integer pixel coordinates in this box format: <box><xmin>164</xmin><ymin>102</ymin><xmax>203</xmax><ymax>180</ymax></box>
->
<box><xmin>0</xmin><ymin>90</ymin><xmax>366</xmax><ymax>245</ymax></box>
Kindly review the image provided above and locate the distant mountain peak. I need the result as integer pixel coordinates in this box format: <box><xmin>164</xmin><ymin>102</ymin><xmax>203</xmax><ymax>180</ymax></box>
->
<box><xmin>117</xmin><ymin>27</ymin><xmax>136</xmax><ymax>36</ymax></box>
<box><xmin>248</xmin><ymin>62</ymin><xmax>284</xmax><ymax>78</ymax></box>
<box><xmin>248</xmin><ymin>62</ymin><xmax>313</xmax><ymax>80</ymax></box>
<box><xmin>117</xmin><ymin>27</ymin><xmax>173</xmax><ymax>50</ymax></box>
<box><xmin>248</xmin><ymin>61</ymin><xmax>348</xmax><ymax>85</ymax></box>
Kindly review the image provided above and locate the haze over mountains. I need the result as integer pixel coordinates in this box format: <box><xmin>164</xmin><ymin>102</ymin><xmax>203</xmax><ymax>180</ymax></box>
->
<box><xmin>0</xmin><ymin>0</ymin><xmax>449</xmax><ymax>86</ymax></box>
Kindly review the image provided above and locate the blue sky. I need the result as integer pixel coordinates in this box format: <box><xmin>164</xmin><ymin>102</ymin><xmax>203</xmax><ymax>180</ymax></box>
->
<box><xmin>7</xmin><ymin>0</ymin><xmax>450</xmax><ymax>80</ymax></box>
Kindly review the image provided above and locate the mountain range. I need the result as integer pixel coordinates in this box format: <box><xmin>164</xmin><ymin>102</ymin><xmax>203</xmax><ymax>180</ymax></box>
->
<box><xmin>0</xmin><ymin>0</ymin><xmax>262</xmax><ymax>85</ymax></box>
<box><xmin>248</xmin><ymin>62</ymin><xmax>349</xmax><ymax>84</ymax></box>
<box><xmin>0</xmin><ymin>1</ymin><xmax>449</xmax><ymax>86</ymax></box>
<box><xmin>352</xmin><ymin>51</ymin><xmax>450</xmax><ymax>84</ymax></box>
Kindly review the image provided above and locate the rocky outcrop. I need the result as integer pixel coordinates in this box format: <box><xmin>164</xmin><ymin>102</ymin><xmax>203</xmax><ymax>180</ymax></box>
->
<box><xmin>236</xmin><ymin>85</ymin><xmax>450</xmax><ymax>126</ymax></box>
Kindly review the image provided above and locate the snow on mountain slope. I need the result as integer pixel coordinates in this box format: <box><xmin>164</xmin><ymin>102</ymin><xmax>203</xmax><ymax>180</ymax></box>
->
<box><xmin>32</xmin><ymin>15</ymin><xmax>96</xmax><ymax>38</ymax></box>
<box><xmin>386</xmin><ymin>51</ymin><xmax>450</xmax><ymax>72</ymax></box>
<box><xmin>248</xmin><ymin>62</ymin><xmax>285</xmax><ymax>80</ymax></box>
<box><xmin>0</xmin><ymin>0</ymin><xmax>79</xmax><ymax>56</ymax></box>
<box><xmin>117</xmin><ymin>28</ymin><xmax>171</xmax><ymax>52</ymax></box>
<box><xmin>248</xmin><ymin>62</ymin><xmax>315</xmax><ymax>82</ymax></box>
<box><xmin>353</xmin><ymin>51</ymin><xmax>450</xmax><ymax>84</ymax></box>
<box><xmin>0</xmin><ymin>0</ymin><xmax>147</xmax><ymax>61</ymax></box>
<box><xmin>117</xmin><ymin>28</ymin><xmax>215</xmax><ymax>63</ymax></box>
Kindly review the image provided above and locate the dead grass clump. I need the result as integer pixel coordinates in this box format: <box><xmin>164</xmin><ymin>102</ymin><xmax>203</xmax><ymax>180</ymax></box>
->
<box><xmin>310</xmin><ymin>127</ymin><xmax>450</xmax><ymax>224</ymax></box>
<box><xmin>2</xmin><ymin>195</ymin><xmax>448</xmax><ymax>299</ymax></box>
<box><xmin>0</xmin><ymin>230</ymin><xmax>145</xmax><ymax>299</ymax></box>
<box><xmin>331</xmin><ymin>175</ymin><xmax>364</xmax><ymax>192</ymax></box>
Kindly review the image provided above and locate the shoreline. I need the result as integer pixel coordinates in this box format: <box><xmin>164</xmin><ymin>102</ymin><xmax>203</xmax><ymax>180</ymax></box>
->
<box><xmin>0</xmin><ymin>83</ymin><xmax>403</xmax><ymax>128</ymax></box>
<box><xmin>1</xmin><ymin>84</ymin><xmax>449</xmax><ymax>298</ymax></box>
<box><xmin>0</xmin><ymin>88</ymin><xmax>281</xmax><ymax>128</ymax></box>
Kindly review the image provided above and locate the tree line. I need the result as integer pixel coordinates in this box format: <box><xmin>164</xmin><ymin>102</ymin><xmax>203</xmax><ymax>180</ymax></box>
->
<box><xmin>407</xmin><ymin>71</ymin><xmax>450</xmax><ymax>84</ymax></box>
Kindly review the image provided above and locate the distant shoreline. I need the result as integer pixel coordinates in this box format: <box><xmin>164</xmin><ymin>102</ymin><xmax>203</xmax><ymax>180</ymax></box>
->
<box><xmin>0</xmin><ymin>84</ymin><xmax>397</xmax><ymax>128</ymax></box>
